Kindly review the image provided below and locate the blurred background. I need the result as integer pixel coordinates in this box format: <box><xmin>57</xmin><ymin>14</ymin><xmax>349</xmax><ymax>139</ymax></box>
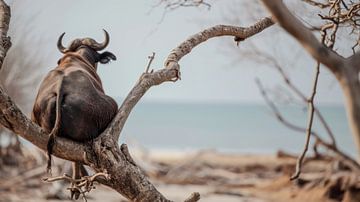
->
<box><xmin>0</xmin><ymin>0</ymin><xmax>355</xmax><ymax>156</ymax></box>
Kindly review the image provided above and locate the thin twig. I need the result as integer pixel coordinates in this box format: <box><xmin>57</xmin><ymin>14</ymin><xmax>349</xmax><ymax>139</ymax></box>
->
<box><xmin>302</xmin><ymin>0</ymin><xmax>331</xmax><ymax>8</ymax></box>
<box><xmin>243</xmin><ymin>44</ymin><xmax>337</xmax><ymax>145</ymax></box>
<box><xmin>43</xmin><ymin>172</ymin><xmax>109</xmax><ymax>184</ymax></box>
<box><xmin>291</xmin><ymin>61</ymin><xmax>321</xmax><ymax>180</ymax></box>
<box><xmin>145</xmin><ymin>52</ymin><xmax>156</xmax><ymax>73</ymax></box>
<box><xmin>160</xmin><ymin>0</ymin><xmax>211</xmax><ymax>10</ymax></box>
<box><xmin>303</xmin><ymin>0</ymin><xmax>360</xmax><ymax>52</ymax></box>
<box><xmin>43</xmin><ymin>172</ymin><xmax>110</xmax><ymax>201</ymax></box>
<box><xmin>256</xmin><ymin>79</ymin><xmax>360</xmax><ymax>173</ymax></box>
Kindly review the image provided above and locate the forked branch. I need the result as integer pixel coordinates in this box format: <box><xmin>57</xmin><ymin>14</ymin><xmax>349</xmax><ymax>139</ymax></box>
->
<box><xmin>242</xmin><ymin>44</ymin><xmax>337</xmax><ymax>145</ymax></box>
<box><xmin>43</xmin><ymin>172</ymin><xmax>110</xmax><ymax>202</ymax></box>
<box><xmin>256</xmin><ymin>79</ymin><xmax>360</xmax><ymax>173</ymax></box>
<box><xmin>290</xmin><ymin>61</ymin><xmax>320</xmax><ymax>180</ymax></box>
<box><xmin>261</xmin><ymin>0</ymin><xmax>345</xmax><ymax>76</ymax></box>
<box><xmin>158</xmin><ymin>0</ymin><xmax>211</xmax><ymax>10</ymax></box>
<box><xmin>111</xmin><ymin>16</ymin><xmax>274</xmax><ymax>141</ymax></box>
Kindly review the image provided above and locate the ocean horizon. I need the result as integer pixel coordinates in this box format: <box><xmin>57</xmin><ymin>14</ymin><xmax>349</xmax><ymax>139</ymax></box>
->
<box><xmin>119</xmin><ymin>100</ymin><xmax>356</xmax><ymax>157</ymax></box>
<box><xmin>12</xmin><ymin>100</ymin><xmax>355</xmax><ymax>158</ymax></box>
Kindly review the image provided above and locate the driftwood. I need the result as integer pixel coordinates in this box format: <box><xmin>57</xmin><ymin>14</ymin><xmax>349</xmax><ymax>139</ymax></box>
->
<box><xmin>0</xmin><ymin>165</ymin><xmax>45</xmax><ymax>190</ymax></box>
<box><xmin>0</xmin><ymin>0</ymin><xmax>275</xmax><ymax>200</ymax></box>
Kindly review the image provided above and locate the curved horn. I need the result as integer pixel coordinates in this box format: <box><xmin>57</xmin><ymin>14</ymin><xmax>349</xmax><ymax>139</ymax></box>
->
<box><xmin>81</xmin><ymin>29</ymin><xmax>110</xmax><ymax>51</ymax></box>
<box><xmin>97</xmin><ymin>29</ymin><xmax>110</xmax><ymax>50</ymax></box>
<box><xmin>57</xmin><ymin>32</ymin><xmax>67</xmax><ymax>53</ymax></box>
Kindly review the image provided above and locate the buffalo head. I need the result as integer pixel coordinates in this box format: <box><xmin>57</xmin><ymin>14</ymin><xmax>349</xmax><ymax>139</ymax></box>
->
<box><xmin>57</xmin><ymin>29</ymin><xmax>116</xmax><ymax>67</ymax></box>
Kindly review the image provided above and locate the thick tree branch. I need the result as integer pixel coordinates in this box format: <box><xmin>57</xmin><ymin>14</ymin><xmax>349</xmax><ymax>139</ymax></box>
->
<box><xmin>92</xmin><ymin>22</ymin><xmax>278</xmax><ymax>200</ymax></box>
<box><xmin>165</xmin><ymin>17</ymin><xmax>274</xmax><ymax>65</ymax></box>
<box><xmin>0</xmin><ymin>0</ymin><xmax>10</xmax><ymax>70</ymax></box>
<box><xmin>349</xmin><ymin>51</ymin><xmax>360</xmax><ymax>68</ymax></box>
<box><xmin>261</xmin><ymin>0</ymin><xmax>345</xmax><ymax>76</ymax></box>
<box><xmin>112</xmin><ymin>16</ymin><xmax>274</xmax><ymax>140</ymax></box>
<box><xmin>0</xmin><ymin>88</ymin><xmax>86</xmax><ymax>163</ymax></box>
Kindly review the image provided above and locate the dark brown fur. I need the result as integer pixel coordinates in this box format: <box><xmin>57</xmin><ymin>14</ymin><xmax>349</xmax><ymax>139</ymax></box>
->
<box><xmin>31</xmin><ymin>35</ymin><xmax>118</xmax><ymax>171</ymax></box>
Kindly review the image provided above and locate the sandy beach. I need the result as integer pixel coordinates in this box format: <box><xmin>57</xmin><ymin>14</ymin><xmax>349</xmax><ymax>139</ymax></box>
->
<box><xmin>1</xmin><ymin>146</ymin><xmax>356</xmax><ymax>202</ymax></box>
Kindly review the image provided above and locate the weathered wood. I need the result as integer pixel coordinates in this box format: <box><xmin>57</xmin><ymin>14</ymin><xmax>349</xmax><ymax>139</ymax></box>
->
<box><xmin>262</xmin><ymin>0</ymin><xmax>360</xmax><ymax>162</ymax></box>
<box><xmin>0</xmin><ymin>0</ymin><xmax>10</xmax><ymax>70</ymax></box>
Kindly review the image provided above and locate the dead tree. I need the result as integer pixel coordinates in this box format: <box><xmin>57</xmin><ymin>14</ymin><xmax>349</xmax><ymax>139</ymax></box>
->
<box><xmin>261</xmin><ymin>0</ymin><xmax>360</xmax><ymax>165</ymax></box>
<box><xmin>214</xmin><ymin>0</ymin><xmax>360</xmax><ymax>179</ymax></box>
<box><xmin>0</xmin><ymin>0</ymin><xmax>274</xmax><ymax>201</ymax></box>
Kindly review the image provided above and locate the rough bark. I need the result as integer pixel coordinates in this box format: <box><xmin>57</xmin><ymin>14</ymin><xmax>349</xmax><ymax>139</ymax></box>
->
<box><xmin>262</xmin><ymin>0</ymin><xmax>360</xmax><ymax>161</ymax></box>
<box><xmin>0</xmin><ymin>1</ymin><xmax>10</xmax><ymax>70</ymax></box>
<box><xmin>0</xmin><ymin>0</ymin><xmax>274</xmax><ymax>200</ymax></box>
<box><xmin>113</xmin><ymin>17</ymin><xmax>274</xmax><ymax>140</ymax></box>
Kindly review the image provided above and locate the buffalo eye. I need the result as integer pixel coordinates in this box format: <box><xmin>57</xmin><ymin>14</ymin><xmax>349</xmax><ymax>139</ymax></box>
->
<box><xmin>99</xmin><ymin>51</ymin><xmax>116</xmax><ymax>64</ymax></box>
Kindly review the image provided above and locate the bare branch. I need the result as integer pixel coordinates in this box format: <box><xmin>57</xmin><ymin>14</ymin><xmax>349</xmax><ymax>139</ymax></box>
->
<box><xmin>247</xmin><ymin>32</ymin><xmax>340</xmax><ymax>171</ymax></box>
<box><xmin>43</xmin><ymin>172</ymin><xmax>109</xmax><ymax>184</ymax></box>
<box><xmin>261</xmin><ymin>0</ymin><xmax>345</xmax><ymax>75</ymax></box>
<box><xmin>262</xmin><ymin>0</ymin><xmax>360</xmax><ymax>163</ymax></box>
<box><xmin>256</xmin><ymin>79</ymin><xmax>360</xmax><ymax>173</ymax></box>
<box><xmin>349</xmin><ymin>50</ymin><xmax>360</xmax><ymax>68</ymax></box>
<box><xmin>291</xmin><ymin>61</ymin><xmax>320</xmax><ymax>180</ymax></box>
<box><xmin>165</xmin><ymin>17</ymin><xmax>274</xmax><ymax>65</ymax></box>
<box><xmin>0</xmin><ymin>0</ymin><xmax>10</xmax><ymax>70</ymax></box>
<box><xmin>310</xmin><ymin>0</ymin><xmax>360</xmax><ymax>52</ymax></box>
<box><xmin>243</xmin><ymin>44</ymin><xmax>337</xmax><ymax>145</ymax></box>
<box><xmin>159</xmin><ymin>0</ymin><xmax>211</xmax><ymax>10</ymax></box>
<box><xmin>112</xmin><ymin>16</ymin><xmax>274</xmax><ymax>140</ymax></box>
<box><xmin>44</xmin><ymin>172</ymin><xmax>110</xmax><ymax>202</ymax></box>
<box><xmin>145</xmin><ymin>52</ymin><xmax>156</xmax><ymax>73</ymax></box>
<box><xmin>302</xmin><ymin>0</ymin><xmax>331</xmax><ymax>8</ymax></box>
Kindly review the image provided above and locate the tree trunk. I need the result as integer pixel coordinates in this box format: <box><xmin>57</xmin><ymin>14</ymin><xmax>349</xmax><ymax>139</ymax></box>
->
<box><xmin>338</xmin><ymin>66</ymin><xmax>360</xmax><ymax>161</ymax></box>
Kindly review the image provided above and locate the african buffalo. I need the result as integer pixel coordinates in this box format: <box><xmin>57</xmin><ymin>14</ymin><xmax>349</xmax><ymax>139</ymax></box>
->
<box><xmin>31</xmin><ymin>30</ymin><xmax>118</xmax><ymax>174</ymax></box>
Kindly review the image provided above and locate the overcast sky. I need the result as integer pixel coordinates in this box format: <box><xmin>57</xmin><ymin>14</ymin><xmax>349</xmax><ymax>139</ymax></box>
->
<box><xmin>6</xmin><ymin>0</ymin><xmax>345</xmax><ymax>105</ymax></box>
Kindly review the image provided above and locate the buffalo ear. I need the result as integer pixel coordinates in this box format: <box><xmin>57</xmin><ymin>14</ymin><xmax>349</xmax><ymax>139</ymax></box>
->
<box><xmin>99</xmin><ymin>51</ymin><xmax>116</xmax><ymax>64</ymax></box>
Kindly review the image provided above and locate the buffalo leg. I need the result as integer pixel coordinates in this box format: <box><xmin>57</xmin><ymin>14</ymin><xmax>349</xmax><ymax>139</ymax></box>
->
<box><xmin>70</xmin><ymin>162</ymin><xmax>82</xmax><ymax>200</ymax></box>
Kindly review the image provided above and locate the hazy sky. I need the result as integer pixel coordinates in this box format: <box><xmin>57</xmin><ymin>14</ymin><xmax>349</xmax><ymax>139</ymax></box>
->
<box><xmin>7</xmin><ymin>0</ymin><xmax>345</xmax><ymax>105</ymax></box>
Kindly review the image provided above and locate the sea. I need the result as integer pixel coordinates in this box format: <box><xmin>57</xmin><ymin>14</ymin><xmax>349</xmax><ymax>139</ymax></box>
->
<box><xmin>9</xmin><ymin>101</ymin><xmax>355</xmax><ymax>158</ymax></box>
<box><xmin>120</xmin><ymin>101</ymin><xmax>356</xmax><ymax>157</ymax></box>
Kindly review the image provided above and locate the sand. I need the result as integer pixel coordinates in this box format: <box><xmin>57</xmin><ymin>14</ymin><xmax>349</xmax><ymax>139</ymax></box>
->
<box><xmin>0</xmin><ymin>148</ymin><xmax>356</xmax><ymax>202</ymax></box>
